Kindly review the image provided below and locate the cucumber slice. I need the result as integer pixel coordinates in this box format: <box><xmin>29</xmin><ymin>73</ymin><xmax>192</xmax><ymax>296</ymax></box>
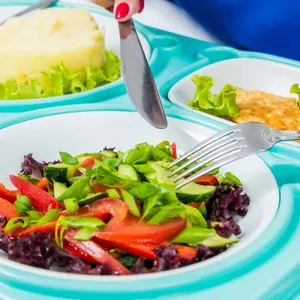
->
<box><xmin>44</xmin><ymin>166</ymin><xmax>68</xmax><ymax>183</ymax></box>
<box><xmin>102</xmin><ymin>150</ymin><xmax>117</xmax><ymax>158</ymax></box>
<box><xmin>118</xmin><ymin>164</ymin><xmax>139</xmax><ymax>181</ymax></box>
<box><xmin>44</xmin><ymin>163</ymin><xmax>79</xmax><ymax>182</ymax></box>
<box><xmin>53</xmin><ymin>181</ymin><xmax>68</xmax><ymax>199</ymax></box>
<box><xmin>176</xmin><ymin>182</ymin><xmax>216</xmax><ymax>203</ymax></box>
<box><xmin>78</xmin><ymin>192</ymin><xmax>108</xmax><ymax>206</ymax></box>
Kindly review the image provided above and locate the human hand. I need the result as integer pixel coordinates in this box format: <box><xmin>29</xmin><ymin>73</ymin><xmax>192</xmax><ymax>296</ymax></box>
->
<box><xmin>92</xmin><ymin>0</ymin><xmax>144</xmax><ymax>22</ymax></box>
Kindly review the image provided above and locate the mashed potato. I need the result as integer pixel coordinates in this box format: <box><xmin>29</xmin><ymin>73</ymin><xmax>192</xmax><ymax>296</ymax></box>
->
<box><xmin>0</xmin><ymin>8</ymin><xmax>105</xmax><ymax>82</ymax></box>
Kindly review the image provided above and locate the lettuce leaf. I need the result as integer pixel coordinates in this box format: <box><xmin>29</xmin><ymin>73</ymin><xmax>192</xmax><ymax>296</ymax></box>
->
<box><xmin>0</xmin><ymin>50</ymin><xmax>121</xmax><ymax>100</ymax></box>
<box><xmin>290</xmin><ymin>83</ymin><xmax>300</xmax><ymax>107</ymax></box>
<box><xmin>188</xmin><ymin>75</ymin><xmax>239</xmax><ymax>120</ymax></box>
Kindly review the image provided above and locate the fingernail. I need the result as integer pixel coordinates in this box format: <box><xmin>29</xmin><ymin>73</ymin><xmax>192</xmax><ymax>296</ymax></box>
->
<box><xmin>138</xmin><ymin>0</ymin><xmax>144</xmax><ymax>13</ymax></box>
<box><xmin>106</xmin><ymin>5</ymin><xmax>114</xmax><ymax>13</ymax></box>
<box><xmin>115</xmin><ymin>2</ymin><xmax>130</xmax><ymax>20</ymax></box>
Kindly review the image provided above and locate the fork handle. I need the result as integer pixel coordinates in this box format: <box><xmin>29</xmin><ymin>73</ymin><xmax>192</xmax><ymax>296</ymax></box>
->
<box><xmin>276</xmin><ymin>130</ymin><xmax>300</xmax><ymax>141</ymax></box>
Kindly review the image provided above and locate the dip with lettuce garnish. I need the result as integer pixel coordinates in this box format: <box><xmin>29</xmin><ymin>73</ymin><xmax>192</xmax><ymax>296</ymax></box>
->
<box><xmin>0</xmin><ymin>8</ymin><xmax>121</xmax><ymax>100</ymax></box>
<box><xmin>188</xmin><ymin>75</ymin><xmax>300</xmax><ymax>134</ymax></box>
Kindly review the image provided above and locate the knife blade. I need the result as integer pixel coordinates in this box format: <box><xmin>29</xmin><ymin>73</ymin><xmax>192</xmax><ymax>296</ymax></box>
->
<box><xmin>119</xmin><ymin>19</ymin><xmax>168</xmax><ymax>129</ymax></box>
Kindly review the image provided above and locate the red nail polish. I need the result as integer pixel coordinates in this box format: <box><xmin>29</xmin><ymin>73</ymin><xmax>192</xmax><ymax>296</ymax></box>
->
<box><xmin>106</xmin><ymin>5</ymin><xmax>114</xmax><ymax>13</ymax></box>
<box><xmin>115</xmin><ymin>3</ymin><xmax>130</xmax><ymax>20</ymax></box>
<box><xmin>139</xmin><ymin>0</ymin><xmax>144</xmax><ymax>13</ymax></box>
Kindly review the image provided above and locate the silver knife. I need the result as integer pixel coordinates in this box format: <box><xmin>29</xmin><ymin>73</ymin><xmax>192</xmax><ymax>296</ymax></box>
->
<box><xmin>119</xmin><ymin>19</ymin><xmax>168</xmax><ymax>129</ymax></box>
<box><xmin>0</xmin><ymin>0</ymin><xmax>58</xmax><ymax>26</ymax></box>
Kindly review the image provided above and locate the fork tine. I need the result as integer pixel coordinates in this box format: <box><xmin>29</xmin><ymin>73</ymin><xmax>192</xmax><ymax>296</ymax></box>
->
<box><xmin>168</xmin><ymin>134</ymin><xmax>243</xmax><ymax>178</ymax></box>
<box><xmin>167</xmin><ymin>128</ymin><xmax>238</xmax><ymax>170</ymax></box>
<box><xmin>173</xmin><ymin>142</ymin><xmax>246</xmax><ymax>183</ymax></box>
<box><xmin>175</xmin><ymin>150</ymin><xmax>248</xmax><ymax>190</ymax></box>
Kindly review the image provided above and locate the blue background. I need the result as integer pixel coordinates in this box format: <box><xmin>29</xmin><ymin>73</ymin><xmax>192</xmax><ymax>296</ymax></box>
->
<box><xmin>168</xmin><ymin>0</ymin><xmax>300</xmax><ymax>61</ymax></box>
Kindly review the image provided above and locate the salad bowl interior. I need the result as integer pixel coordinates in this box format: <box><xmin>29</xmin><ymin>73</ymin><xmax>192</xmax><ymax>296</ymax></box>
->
<box><xmin>0</xmin><ymin>111</ymin><xmax>279</xmax><ymax>281</ymax></box>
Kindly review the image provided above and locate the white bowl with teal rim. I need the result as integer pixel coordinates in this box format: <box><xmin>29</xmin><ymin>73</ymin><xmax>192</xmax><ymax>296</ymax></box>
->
<box><xmin>0</xmin><ymin>109</ymin><xmax>283</xmax><ymax>299</ymax></box>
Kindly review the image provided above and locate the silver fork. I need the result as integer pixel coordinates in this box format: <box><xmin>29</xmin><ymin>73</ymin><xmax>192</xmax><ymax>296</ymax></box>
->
<box><xmin>168</xmin><ymin>122</ymin><xmax>300</xmax><ymax>189</ymax></box>
<box><xmin>0</xmin><ymin>0</ymin><xmax>58</xmax><ymax>26</ymax></box>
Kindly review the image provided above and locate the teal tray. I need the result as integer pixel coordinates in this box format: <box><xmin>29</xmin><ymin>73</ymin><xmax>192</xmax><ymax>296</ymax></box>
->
<box><xmin>0</xmin><ymin>1</ymin><xmax>299</xmax><ymax>300</ymax></box>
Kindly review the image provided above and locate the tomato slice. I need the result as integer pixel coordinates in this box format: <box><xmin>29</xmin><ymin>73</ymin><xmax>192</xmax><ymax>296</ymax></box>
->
<box><xmin>65</xmin><ymin>229</ymin><xmax>131</xmax><ymax>275</ymax></box>
<box><xmin>78</xmin><ymin>198</ymin><xmax>128</xmax><ymax>224</ymax></box>
<box><xmin>174</xmin><ymin>245</ymin><xmax>197</xmax><ymax>260</ymax></box>
<box><xmin>0</xmin><ymin>184</ymin><xmax>18</xmax><ymax>203</ymax></box>
<box><xmin>95</xmin><ymin>238</ymin><xmax>157</xmax><ymax>260</ymax></box>
<box><xmin>170</xmin><ymin>142</ymin><xmax>177</xmax><ymax>159</ymax></box>
<box><xmin>81</xmin><ymin>156</ymin><xmax>102</xmax><ymax>168</ymax></box>
<box><xmin>96</xmin><ymin>217</ymin><xmax>186</xmax><ymax>244</ymax></box>
<box><xmin>91</xmin><ymin>183</ymin><xmax>108</xmax><ymax>193</ymax></box>
<box><xmin>91</xmin><ymin>183</ymin><xmax>122</xmax><ymax>197</ymax></box>
<box><xmin>10</xmin><ymin>175</ymin><xmax>62</xmax><ymax>215</ymax></box>
<box><xmin>194</xmin><ymin>174</ymin><xmax>219</xmax><ymax>185</ymax></box>
<box><xmin>0</xmin><ymin>197</ymin><xmax>19</xmax><ymax>219</ymax></box>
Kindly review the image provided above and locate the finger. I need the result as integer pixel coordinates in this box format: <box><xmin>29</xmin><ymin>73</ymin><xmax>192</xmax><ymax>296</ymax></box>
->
<box><xmin>114</xmin><ymin>0</ymin><xmax>144</xmax><ymax>22</ymax></box>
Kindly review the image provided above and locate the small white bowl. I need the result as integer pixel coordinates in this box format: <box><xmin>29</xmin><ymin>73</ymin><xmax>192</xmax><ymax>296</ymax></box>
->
<box><xmin>168</xmin><ymin>58</ymin><xmax>300</xmax><ymax>126</ymax></box>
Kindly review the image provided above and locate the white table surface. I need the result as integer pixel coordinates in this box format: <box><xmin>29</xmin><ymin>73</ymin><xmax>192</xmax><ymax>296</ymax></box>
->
<box><xmin>66</xmin><ymin>0</ymin><xmax>219</xmax><ymax>43</ymax></box>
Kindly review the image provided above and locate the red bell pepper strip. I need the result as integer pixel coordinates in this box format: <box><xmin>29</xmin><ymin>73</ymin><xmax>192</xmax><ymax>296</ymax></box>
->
<box><xmin>94</xmin><ymin>238</ymin><xmax>157</xmax><ymax>260</ymax></box>
<box><xmin>65</xmin><ymin>229</ymin><xmax>131</xmax><ymax>275</ymax></box>
<box><xmin>0</xmin><ymin>184</ymin><xmax>18</xmax><ymax>203</ymax></box>
<box><xmin>170</xmin><ymin>142</ymin><xmax>177</xmax><ymax>159</ymax></box>
<box><xmin>9</xmin><ymin>175</ymin><xmax>62</xmax><ymax>215</ymax></box>
<box><xmin>6</xmin><ymin>221</ymin><xmax>57</xmax><ymax>237</ymax></box>
<box><xmin>9</xmin><ymin>210</ymin><xmax>109</xmax><ymax>237</ymax></box>
<box><xmin>0</xmin><ymin>197</ymin><xmax>19</xmax><ymax>219</ymax></box>
<box><xmin>35</xmin><ymin>177</ymin><xmax>48</xmax><ymax>191</ymax></box>
<box><xmin>194</xmin><ymin>174</ymin><xmax>219</xmax><ymax>185</ymax></box>
<box><xmin>64</xmin><ymin>241</ymin><xmax>99</xmax><ymax>264</ymax></box>
<box><xmin>174</xmin><ymin>245</ymin><xmax>197</xmax><ymax>260</ymax></box>
<box><xmin>188</xmin><ymin>202</ymin><xmax>202</xmax><ymax>209</ymax></box>
<box><xmin>81</xmin><ymin>156</ymin><xmax>102</xmax><ymax>168</ymax></box>
<box><xmin>95</xmin><ymin>217</ymin><xmax>186</xmax><ymax>244</ymax></box>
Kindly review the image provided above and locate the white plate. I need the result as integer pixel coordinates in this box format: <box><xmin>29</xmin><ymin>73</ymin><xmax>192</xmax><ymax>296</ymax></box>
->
<box><xmin>0</xmin><ymin>5</ymin><xmax>151</xmax><ymax>66</ymax></box>
<box><xmin>0</xmin><ymin>111</ymin><xmax>279</xmax><ymax>280</ymax></box>
<box><xmin>168</xmin><ymin>58</ymin><xmax>300</xmax><ymax>126</ymax></box>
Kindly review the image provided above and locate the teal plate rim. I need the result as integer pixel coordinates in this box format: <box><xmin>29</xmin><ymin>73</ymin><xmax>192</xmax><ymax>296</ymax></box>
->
<box><xmin>0</xmin><ymin>1</ymin><xmax>299</xmax><ymax>298</ymax></box>
<box><xmin>0</xmin><ymin>103</ymin><xmax>299</xmax><ymax>300</ymax></box>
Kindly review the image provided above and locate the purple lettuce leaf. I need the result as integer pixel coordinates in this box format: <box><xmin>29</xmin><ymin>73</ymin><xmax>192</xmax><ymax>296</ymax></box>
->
<box><xmin>206</xmin><ymin>183</ymin><xmax>250</xmax><ymax>237</ymax></box>
<box><xmin>20</xmin><ymin>153</ymin><xmax>61</xmax><ymax>179</ymax></box>
<box><xmin>0</xmin><ymin>232</ymin><xmax>103</xmax><ymax>275</ymax></box>
<box><xmin>131</xmin><ymin>245</ymin><xmax>226</xmax><ymax>274</ymax></box>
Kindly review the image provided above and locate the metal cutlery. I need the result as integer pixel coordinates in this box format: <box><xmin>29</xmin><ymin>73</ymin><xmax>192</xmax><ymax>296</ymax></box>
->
<box><xmin>119</xmin><ymin>19</ymin><xmax>168</xmax><ymax>129</ymax></box>
<box><xmin>0</xmin><ymin>0</ymin><xmax>57</xmax><ymax>26</ymax></box>
<box><xmin>168</xmin><ymin>122</ymin><xmax>300</xmax><ymax>189</ymax></box>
